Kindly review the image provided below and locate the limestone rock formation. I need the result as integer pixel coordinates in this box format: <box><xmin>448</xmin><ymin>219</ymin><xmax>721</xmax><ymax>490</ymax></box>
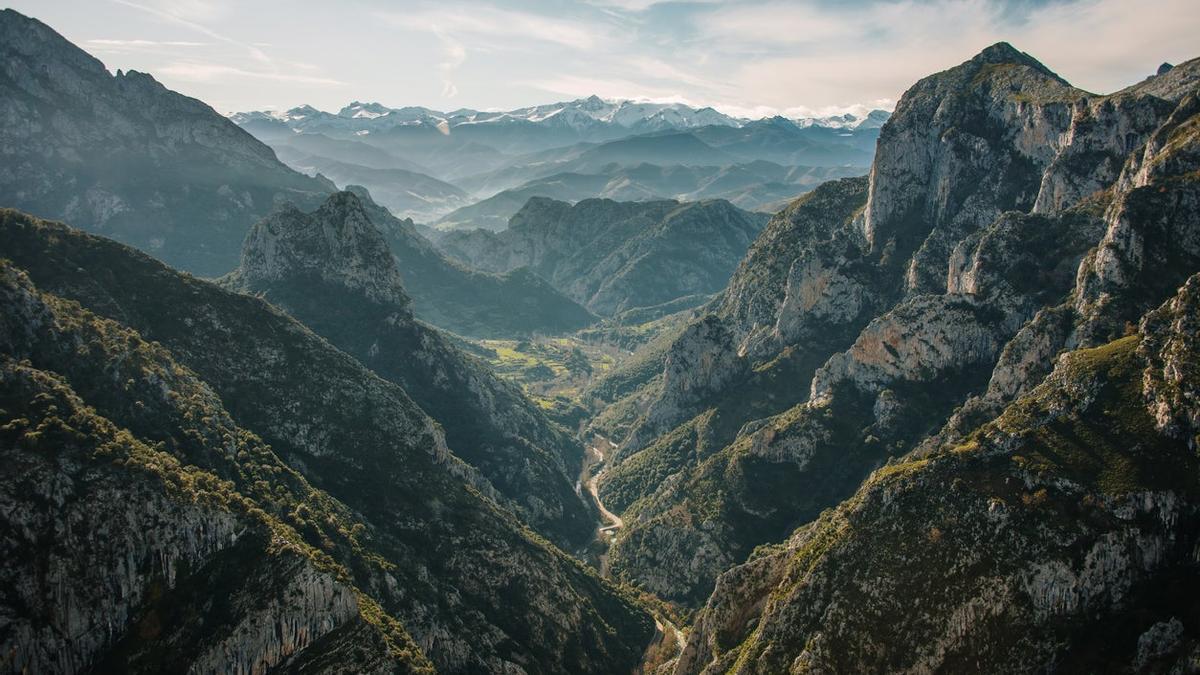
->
<box><xmin>0</xmin><ymin>210</ymin><xmax>656</xmax><ymax>673</ymax></box>
<box><xmin>223</xmin><ymin>191</ymin><xmax>594</xmax><ymax>546</ymax></box>
<box><xmin>678</xmin><ymin>276</ymin><xmax>1200</xmax><ymax>674</ymax></box>
<box><xmin>599</xmin><ymin>45</ymin><xmax>1200</xmax><ymax>609</ymax></box>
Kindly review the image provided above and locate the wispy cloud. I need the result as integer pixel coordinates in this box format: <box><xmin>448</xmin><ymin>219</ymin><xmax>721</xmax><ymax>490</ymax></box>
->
<box><xmin>87</xmin><ymin>38</ymin><xmax>206</xmax><ymax>47</ymax></box>
<box><xmin>110</xmin><ymin>0</ymin><xmax>238</xmax><ymax>48</ymax></box>
<box><xmin>585</xmin><ymin>0</ymin><xmax>723</xmax><ymax>13</ymax></box>
<box><xmin>521</xmin><ymin>74</ymin><xmax>698</xmax><ymax>104</ymax></box>
<box><xmin>433</xmin><ymin>27</ymin><xmax>467</xmax><ymax>98</ymax></box>
<box><xmin>22</xmin><ymin>0</ymin><xmax>1196</xmax><ymax>116</ymax></box>
<box><xmin>157</xmin><ymin>62</ymin><xmax>343</xmax><ymax>86</ymax></box>
<box><xmin>107</xmin><ymin>0</ymin><xmax>338</xmax><ymax>89</ymax></box>
<box><xmin>685</xmin><ymin>0</ymin><xmax>1200</xmax><ymax>111</ymax></box>
<box><xmin>376</xmin><ymin>3</ymin><xmax>615</xmax><ymax>101</ymax></box>
<box><xmin>377</xmin><ymin>5</ymin><xmax>603</xmax><ymax>50</ymax></box>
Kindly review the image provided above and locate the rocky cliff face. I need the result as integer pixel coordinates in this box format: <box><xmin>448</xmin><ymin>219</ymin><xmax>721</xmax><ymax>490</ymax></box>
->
<box><xmin>233</xmin><ymin>192</ymin><xmax>411</xmax><ymax>308</ymax></box>
<box><xmin>597</xmin><ymin>45</ymin><xmax>1200</xmax><ymax>609</ymax></box>
<box><xmin>678</xmin><ymin>276</ymin><xmax>1200</xmax><ymax>674</ymax></box>
<box><xmin>0</xmin><ymin>262</ymin><xmax>430</xmax><ymax>674</ymax></box>
<box><xmin>0</xmin><ymin>210</ymin><xmax>656</xmax><ymax>674</ymax></box>
<box><xmin>0</xmin><ymin>9</ymin><xmax>332</xmax><ymax>277</ymax></box>
<box><xmin>222</xmin><ymin>191</ymin><xmax>594</xmax><ymax>546</ymax></box>
<box><xmin>436</xmin><ymin>196</ymin><xmax>769</xmax><ymax>316</ymax></box>
<box><xmin>859</xmin><ymin>43</ymin><xmax>1081</xmax><ymax>293</ymax></box>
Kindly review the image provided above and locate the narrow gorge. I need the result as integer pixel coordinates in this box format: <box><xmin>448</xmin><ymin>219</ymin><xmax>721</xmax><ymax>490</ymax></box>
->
<box><xmin>1</xmin><ymin>5</ymin><xmax>1198</xmax><ymax>674</ymax></box>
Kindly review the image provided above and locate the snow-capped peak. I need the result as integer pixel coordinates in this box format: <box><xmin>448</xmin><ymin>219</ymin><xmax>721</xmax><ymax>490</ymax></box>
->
<box><xmin>338</xmin><ymin>101</ymin><xmax>395</xmax><ymax>119</ymax></box>
<box><xmin>229</xmin><ymin>98</ymin><xmax>888</xmax><ymax>138</ymax></box>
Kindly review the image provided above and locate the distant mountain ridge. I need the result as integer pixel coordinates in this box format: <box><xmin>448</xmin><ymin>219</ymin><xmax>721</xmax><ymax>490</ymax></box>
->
<box><xmin>232</xmin><ymin>97</ymin><xmax>888</xmax><ymax>193</ymax></box>
<box><xmin>437</xmin><ymin>196</ymin><xmax>769</xmax><ymax>316</ymax></box>
<box><xmin>231</xmin><ymin>96</ymin><xmax>888</xmax><ymax>139</ymax></box>
<box><xmin>435</xmin><ymin>162</ymin><xmax>862</xmax><ymax>232</ymax></box>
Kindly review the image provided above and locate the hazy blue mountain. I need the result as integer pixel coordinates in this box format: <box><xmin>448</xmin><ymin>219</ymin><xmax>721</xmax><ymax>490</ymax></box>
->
<box><xmin>271</xmin><ymin>131</ymin><xmax>433</xmax><ymax>173</ymax></box>
<box><xmin>232</xmin><ymin>99</ymin><xmax>889</xmax><ymax>191</ymax></box>
<box><xmin>437</xmin><ymin>196</ymin><xmax>769</xmax><ymax>315</ymax></box>
<box><xmin>278</xmin><ymin>154</ymin><xmax>471</xmax><ymax>222</ymax></box>
<box><xmin>436</xmin><ymin>161</ymin><xmax>863</xmax><ymax>231</ymax></box>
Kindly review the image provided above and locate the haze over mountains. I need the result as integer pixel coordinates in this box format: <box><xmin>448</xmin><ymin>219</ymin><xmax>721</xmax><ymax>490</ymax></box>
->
<box><xmin>231</xmin><ymin>97</ymin><xmax>886</xmax><ymax>227</ymax></box>
<box><xmin>2</xmin><ymin>5</ymin><xmax>1200</xmax><ymax>674</ymax></box>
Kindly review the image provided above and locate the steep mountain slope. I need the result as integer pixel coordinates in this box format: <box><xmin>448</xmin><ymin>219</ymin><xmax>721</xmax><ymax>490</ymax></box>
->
<box><xmin>435</xmin><ymin>162</ymin><xmax>859</xmax><ymax>232</ymax></box>
<box><xmin>0</xmin><ymin>210</ymin><xmax>655</xmax><ymax>673</ymax></box>
<box><xmin>0</xmin><ymin>262</ymin><xmax>433</xmax><ymax>675</ymax></box>
<box><xmin>219</xmin><ymin>191</ymin><xmax>593</xmax><ymax>545</ymax></box>
<box><xmin>437</xmin><ymin>197</ymin><xmax>769</xmax><ymax>316</ymax></box>
<box><xmin>0</xmin><ymin>9</ymin><xmax>332</xmax><ymax>277</ymax></box>
<box><xmin>679</xmin><ymin>277</ymin><xmax>1200</xmax><ymax>674</ymax></box>
<box><xmin>594</xmin><ymin>44</ymin><xmax>1200</xmax><ymax>607</ymax></box>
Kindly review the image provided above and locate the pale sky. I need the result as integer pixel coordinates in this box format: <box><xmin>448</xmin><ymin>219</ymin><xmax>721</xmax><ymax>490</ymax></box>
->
<box><xmin>9</xmin><ymin>0</ymin><xmax>1200</xmax><ymax>117</ymax></box>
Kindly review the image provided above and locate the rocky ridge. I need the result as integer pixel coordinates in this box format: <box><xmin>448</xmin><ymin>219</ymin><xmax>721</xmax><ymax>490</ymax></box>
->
<box><xmin>339</xmin><ymin>186</ymin><xmax>597</xmax><ymax>338</ymax></box>
<box><xmin>0</xmin><ymin>261</ymin><xmax>430</xmax><ymax>673</ymax></box>
<box><xmin>678</xmin><ymin>274</ymin><xmax>1200</xmax><ymax>673</ymax></box>
<box><xmin>595</xmin><ymin>44</ymin><xmax>1200</xmax><ymax>608</ymax></box>
<box><xmin>221</xmin><ymin>190</ymin><xmax>594</xmax><ymax>546</ymax></box>
<box><xmin>0</xmin><ymin>210</ymin><xmax>655</xmax><ymax>673</ymax></box>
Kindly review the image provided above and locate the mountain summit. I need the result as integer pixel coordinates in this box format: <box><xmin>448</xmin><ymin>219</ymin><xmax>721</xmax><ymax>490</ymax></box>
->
<box><xmin>234</xmin><ymin>192</ymin><xmax>410</xmax><ymax>309</ymax></box>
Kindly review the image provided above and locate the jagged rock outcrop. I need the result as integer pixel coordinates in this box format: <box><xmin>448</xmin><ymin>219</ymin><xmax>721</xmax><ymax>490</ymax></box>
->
<box><xmin>677</xmin><ymin>276</ymin><xmax>1200</xmax><ymax>674</ymax></box>
<box><xmin>616</xmin><ymin>315</ymin><xmax>747</xmax><ymax>460</ymax></box>
<box><xmin>717</xmin><ymin>176</ymin><xmax>875</xmax><ymax>359</ymax></box>
<box><xmin>233</xmin><ymin>192</ymin><xmax>411</xmax><ymax>307</ymax></box>
<box><xmin>222</xmin><ymin>191</ymin><xmax>594</xmax><ymax>546</ymax></box>
<box><xmin>0</xmin><ymin>210</ymin><xmax>656</xmax><ymax>673</ymax></box>
<box><xmin>436</xmin><ymin>196</ymin><xmax>768</xmax><ymax>316</ymax></box>
<box><xmin>861</xmin><ymin>43</ymin><xmax>1080</xmax><ymax>294</ymax></box>
<box><xmin>0</xmin><ymin>9</ymin><xmax>332</xmax><ymax>276</ymax></box>
<box><xmin>1140</xmin><ymin>274</ymin><xmax>1200</xmax><ymax>443</ymax></box>
<box><xmin>599</xmin><ymin>46</ymin><xmax>1200</xmax><ymax>608</ymax></box>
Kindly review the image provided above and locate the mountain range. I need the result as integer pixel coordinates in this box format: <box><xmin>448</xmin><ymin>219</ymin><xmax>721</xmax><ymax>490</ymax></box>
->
<box><xmin>586</xmin><ymin>44</ymin><xmax>1200</xmax><ymax>672</ymax></box>
<box><xmin>0</xmin><ymin>208</ymin><xmax>652</xmax><ymax>673</ymax></box>
<box><xmin>230</xmin><ymin>97</ymin><xmax>886</xmax><ymax>226</ymax></box>
<box><xmin>436</xmin><ymin>197</ymin><xmax>769</xmax><ymax>316</ymax></box>
<box><xmin>434</xmin><ymin>161</ymin><xmax>860</xmax><ymax>232</ymax></box>
<box><xmin>2</xmin><ymin>5</ymin><xmax>1200</xmax><ymax>673</ymax></box>
<box><xmin>0</xmin><ymin>10</ymin><xmax>597</xmax><ymax>339</ymax></box>
<box><xmin>230</xmin><ymin>96</ymin><xmax>886</xmax><ymax>152</ymax></box>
